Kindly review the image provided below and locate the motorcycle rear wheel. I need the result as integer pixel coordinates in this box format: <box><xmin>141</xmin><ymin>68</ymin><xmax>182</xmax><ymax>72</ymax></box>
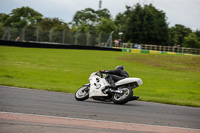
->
<box><xmin>112</xmin><ymin>87</ymin><xmax>133</xmax><ymax>104</ymax></box>
<box><xmin>75</xmin><ymin>86</ymin><xmax>89</xmax><ymax>101</ymax></box>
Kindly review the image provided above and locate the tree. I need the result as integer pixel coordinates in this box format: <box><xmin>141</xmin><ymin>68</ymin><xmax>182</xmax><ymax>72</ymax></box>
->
<box><xmin>71</xmin><ymin>8</ymin><xmax>111</xmax><ymax>32</ymax></box>
<box><xmin>182</xmin><ymin>33</ymin><xmax>200</xmax><ymax>48</ymax></box>
<box><xmin>95</xmin><ymin>18</ymin><xmax>117</xmax><ymax>46</ymax></box>
<box><xmin>0</xmin><ymin>13</ymin><xmax>10</xmax><ymax>24</ymax></box>
<box><xmin>0</xmin><ymin>23</ymin><xmax>6</xmax><ymax>38</ymax></box>
<box><xmin>38</xmin><ymin>17</ymin><xmax>68</xmax><ymax>30</ymax></box>
<box><xmin>194</xmin><ymin>30</ymin><xmax>200</xmax><ymax>42</ymax></box>
<box><xmin>168</xmin><ymin>27</ymin><xmax>178</xmax><ymax>46</ymax></box>
<box><xmin>2</xmin><ymin>6</ymin><xmax>43</xmax><ymax>28</ymax></box>
<box><xmin>169</xmin><ymin>24</ymin><xmax>192</xmax><ymax>46</ymax></box>
<box><xmin>96</xmin><ymin>18</ymin><xmax>116</xmax><ymax>33</ymax></box>
<box><xmin>115</xmin><ymin>13</ymin><xmax>125</xmax><ymax>31</ymax></box>
<box><xmin>121</xmin><ymin>3</ymin><xmax>168</xmax><ymax>45</ymax></box>
<box><xmin>38</xmin><ymin>17</ymin><xmax>71</xmax><ymax>43</ymax></box>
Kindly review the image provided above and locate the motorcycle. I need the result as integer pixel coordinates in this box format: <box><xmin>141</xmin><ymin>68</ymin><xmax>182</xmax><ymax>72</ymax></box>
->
<box><xmin>75</xmin><ymin>72</ymin><xmax>143</xmax><ymax>104</ymax></box>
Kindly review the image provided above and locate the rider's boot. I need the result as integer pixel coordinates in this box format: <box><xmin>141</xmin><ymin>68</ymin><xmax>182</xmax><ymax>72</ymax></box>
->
<box><xmin>130</xmin><ymin>96</ymin><xmax>139</xmax><ymax>101</ymax></box>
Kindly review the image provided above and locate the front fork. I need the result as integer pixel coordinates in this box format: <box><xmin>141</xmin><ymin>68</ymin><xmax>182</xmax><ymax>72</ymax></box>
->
<box><xmin>83</xmin><ymin>84</ymin><xmax>90</xmax><ymax>92</ymax></box>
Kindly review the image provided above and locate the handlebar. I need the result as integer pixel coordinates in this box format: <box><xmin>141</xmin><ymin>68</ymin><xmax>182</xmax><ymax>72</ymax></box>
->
<box><xmin>96</xmin><ymin>72</ymin><xmax>103</xmax><ymax>78</ymax></box>
<box><xmin>99</xmin><ymin>72</ymin><xmax>103</xmax><ymax>78</ymax></box>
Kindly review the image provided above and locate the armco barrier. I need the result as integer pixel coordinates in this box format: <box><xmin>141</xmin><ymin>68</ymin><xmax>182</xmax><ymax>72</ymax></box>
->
<box><xmin>176</xmin><ymin>53</ymin><xmax>185</xmax><ymax>55</ymax></box>
<box><xmin>131</xmin><ymin>49</ymin><xmax>141</xmax><ymax>53</ymax></box>
<box><xmin>161</xmin><ymin>51</ymin><xmax>167</xmax><ymax>54</ymax></box>
<box><xmin>122</xmin><ymin>48</ymin><xmax>131</xmax><ymax>52</ymax></box>
<box><xmin>141</xmin><ymin>50</ymin><xmax>150</xmax><ymax>53</ymax></box>
<box><xmin>184</xmin><ymin>54</ymin><xmax>193</xmax><ymax>56</ymax></box>
<box><xmin>167</xmin><ymin>52</ymin><xmax>176</xmax><ymax>55</ymax></box>
<box><xmin>150</xmin><ymin>50</ymin><xmax>159</xmax><ymax>54</ymax></box>
<box><xmin>122</xmin><ymin>48</ymin><xmax>200</xmax><ymax>56</ymax></box>
<box><xmin>0</xmin><ymin>40</ymin><xmax>121</xmax><ymax>52</ymax></box>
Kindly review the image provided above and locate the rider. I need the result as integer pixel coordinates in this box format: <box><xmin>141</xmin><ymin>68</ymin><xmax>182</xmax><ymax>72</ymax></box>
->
<box><xmin>99</xmin><ymin>65</ymin><xmax>129</xmax><ymax>89</ymax></box>
<box><xmin>99</xmin><ymin>65</ymin><xmax>139</xmax><ymax>101</ymax></box>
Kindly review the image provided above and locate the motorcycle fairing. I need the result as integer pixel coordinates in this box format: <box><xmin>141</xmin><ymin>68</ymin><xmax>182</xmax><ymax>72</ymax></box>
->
<box><xmin>115</xmin><ymin>78</ymin><xmax>143</xmax><ymax>88</ymax></box>
<box><xmin>89</xmin><ymin>74</ymin><xmax>108</xmax><ymax>98</ymax></box>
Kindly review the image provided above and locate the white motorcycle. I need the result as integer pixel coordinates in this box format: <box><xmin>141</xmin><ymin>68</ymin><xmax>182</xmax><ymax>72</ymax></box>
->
<box><xmin>75</xmin><ymin>72</ymin><xmax>143</xmax><ymax>104</ymax></box>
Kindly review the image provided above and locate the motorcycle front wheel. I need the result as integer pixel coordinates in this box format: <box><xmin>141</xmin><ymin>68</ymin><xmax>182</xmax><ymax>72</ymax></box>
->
<box><xmin>75</xmin><ymin>86</ymin><xmax>89</xmax><ymax>101</ymax></box>
<box><xmin>112</xmin><ymin>87</ymin><xmax>133</xmax><ymax>104</ymax></box>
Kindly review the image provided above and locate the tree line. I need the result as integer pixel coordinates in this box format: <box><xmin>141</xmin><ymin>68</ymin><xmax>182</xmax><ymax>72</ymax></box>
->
<box><xmin>0</xmin><ymin>4</ymin><xmax>200</xmax><ymax>48</ymax></box>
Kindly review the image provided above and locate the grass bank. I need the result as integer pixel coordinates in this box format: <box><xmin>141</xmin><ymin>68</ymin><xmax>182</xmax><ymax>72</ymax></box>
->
<box><xmin>0</xmin><ymin>46</ymin><xmax>199</xmax><ymax>107</ymax></box>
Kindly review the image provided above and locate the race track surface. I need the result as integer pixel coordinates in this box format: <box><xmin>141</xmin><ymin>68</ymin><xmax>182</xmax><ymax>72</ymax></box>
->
<box><xmin>0</xmin><ymin>85</ymin><xmax>200</xmax><ymax>132</ymax></box>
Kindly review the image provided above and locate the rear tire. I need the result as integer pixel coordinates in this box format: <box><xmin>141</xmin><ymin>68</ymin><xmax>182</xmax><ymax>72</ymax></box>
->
<box><xmin>75</xmin><ymin>86</ymin><xmax>89</xmax><ymax>101</ymax></box>
<box><xmin>112</xmin><ymin>87</ymin><xmax>133</xmax><ymax>104</ymax></box>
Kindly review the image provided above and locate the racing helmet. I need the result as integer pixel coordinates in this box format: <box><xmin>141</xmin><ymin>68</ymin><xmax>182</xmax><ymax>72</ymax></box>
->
<box><xmin>115</xmin><ymin>65</ymin><xmax>125</xmax><ymax>71</ymax></box>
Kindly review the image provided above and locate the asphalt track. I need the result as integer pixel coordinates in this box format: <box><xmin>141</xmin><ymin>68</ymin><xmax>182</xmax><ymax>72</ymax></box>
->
<box><xmin>0</xmin><ymin>85</ymin><xmax>200</xmax><ymax>133</ymax></box>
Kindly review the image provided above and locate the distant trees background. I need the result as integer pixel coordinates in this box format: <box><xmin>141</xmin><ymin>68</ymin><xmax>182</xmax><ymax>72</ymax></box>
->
<box><xmin>0</xmin><ymin>4</ymin><xmax>200</xmax><ymax>48</ymax></box>
<box><xmin>117</xmin><ymin>4</ymin><xmax>169</xmax><ymax>45</ymax></box>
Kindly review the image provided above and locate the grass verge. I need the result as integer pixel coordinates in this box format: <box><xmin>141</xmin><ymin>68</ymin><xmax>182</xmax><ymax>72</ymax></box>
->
<box><xmin>0</xmin><ymin>46</ymin><xmax>200</xmax><ymax>107</ymax></box>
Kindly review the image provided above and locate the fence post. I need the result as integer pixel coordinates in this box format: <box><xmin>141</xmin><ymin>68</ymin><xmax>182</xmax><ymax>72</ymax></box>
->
<box><xmin>75</xmin><ymin>31</ymin><xmax>78</xmax><ymax>45</ymax></box>
<box><xmin>62</xmin><ymin>28</ymin><xmax>66</xmax><ymax>44</ymax></box>
<box><xmin>7</xmin><ymin>27</ymin><xmax>11</xmax><ymax>40</ymax></box>
<box><xmin>49</xmin><ymin>27</ymin><xmax>53</xmax><ymax>42</ymax></box>
<box><xmin>106</xmin><ymin>31</ymin><xmax>114</xmax><ymax>47</ymax></box>
<box><xmin>36</xmin><ymin>26</ymin><xmax>39</xmax><ymax>42</ymax></box>
<box><xmin>22</xmin><ymin>26</ymin><xmax>26</xmax><ymax>41</ymax></box>
<box><xmin>2</xmin><ymin>27</ymin><xmax>8</xmax><ymax>40</ymax></box>
<box><xmin>110</xmin><ymin>31</ymin><xmax>114</xmax><ymax>47</ymax></box>
<box><xmin>99</xmin><ymin>31</ymin><xmax>102</xmax><ymax>46</ymax></box>
<box><xmin>87</xmin><ymin>31</ymin><xmax>90</xmax><ymax>46</ymax></box>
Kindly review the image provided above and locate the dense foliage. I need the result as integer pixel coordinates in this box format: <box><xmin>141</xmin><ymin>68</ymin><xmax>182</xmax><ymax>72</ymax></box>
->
<box><xmin>0</xmin><ymin>4</ymin><xmax>200</xmax><ymax>48</ymax></box>
<box><xmin>1</xmin><ymin>7</ymin><xmax>43</xmax><ymax>28</ymax></box>
<box><xmin>120</xmin><ymin>4</ymin><xmax>169</xmax><ymax>45</ymax></box>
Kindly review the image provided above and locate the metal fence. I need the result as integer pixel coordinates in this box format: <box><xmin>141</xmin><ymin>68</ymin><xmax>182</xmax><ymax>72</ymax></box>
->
<box><xmin>1</xmin><ymin>26</ymin><xmax>199</xmax><ymax>55</ymax></box>
<box><xmin>1</xmin><ymin>26</ymin><xmax>114</xmax><ymax>47</ymax></box>
<box><xmin>121</xmin><ymin>43</ymin><xmax>200</xmax><ymax>55</ymax></box>
<box><xmin>141</xmin><ymin>44</ymin><xmax>200</xmax><ymax>55</ymax></box>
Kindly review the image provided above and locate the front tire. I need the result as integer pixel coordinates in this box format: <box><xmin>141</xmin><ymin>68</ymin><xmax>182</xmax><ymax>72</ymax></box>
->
<box><xmin>75</xmin><ymin>86</ymin><xmax>89</xmax><ymax>101</ymax></box>
<box><xmin>112</xmin><ymin>87</ymin><xmax>133</xmax><ymax>104</ymax></box>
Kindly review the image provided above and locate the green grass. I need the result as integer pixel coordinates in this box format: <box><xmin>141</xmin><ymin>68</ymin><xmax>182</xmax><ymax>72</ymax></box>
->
<box><xmin>0</xmin><ymin>46</ymin><xmax>200</xmax><ymax>107</ymax></box>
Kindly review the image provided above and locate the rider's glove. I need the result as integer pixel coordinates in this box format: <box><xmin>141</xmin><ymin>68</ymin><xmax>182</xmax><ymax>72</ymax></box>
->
<box><xmin>99</xmin><ymin>70</ymin><xmax>105</xmax><ymax>73</ymax></box>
